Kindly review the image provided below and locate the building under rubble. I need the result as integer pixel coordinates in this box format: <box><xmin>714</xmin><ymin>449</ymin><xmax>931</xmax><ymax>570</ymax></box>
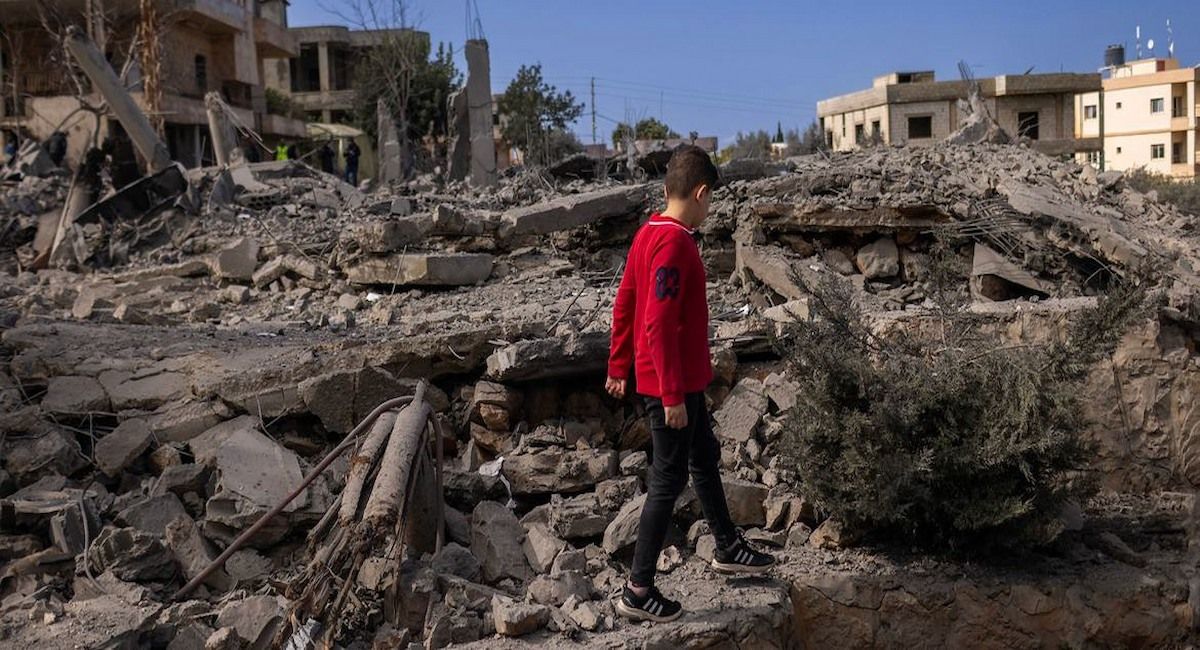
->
<box><xmin>817</xmin><ymin>70</ymin><xmax>1102</xmax><ymax>156</ymax></box>
<box><xmin>0</xmin><ymin>0</ymin><xmax>307</xmax><ymax>168</ymax></box>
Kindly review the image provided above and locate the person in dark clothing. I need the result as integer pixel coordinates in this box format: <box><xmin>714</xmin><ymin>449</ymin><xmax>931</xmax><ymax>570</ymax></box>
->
<box><xmin>606</xmin><ymin>146</ymin><xmax>775</xmax><ymax>624</ymax></box>
<box><xmin>344</xmin><ymin>141</ymin><xmax>361</xmax><ymax>186</ymax></box>
<box><xmin>287</xmin><ymin>143</ymin><xmax>299</xmax><ymax>162</ymax></box>
<box><xmin>318</xmin><ymin>142</ymin><xmax>336</xmax><ymax>174</ymax></box>
<box><xmin>3</xmin><ymin>137</ymin><xmax>17</xmax><ymax>166</ymax></box>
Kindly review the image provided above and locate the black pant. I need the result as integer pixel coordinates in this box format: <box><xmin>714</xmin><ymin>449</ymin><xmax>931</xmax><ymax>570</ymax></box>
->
<box><xmin>630</xmin><ymin>392</ymin><xmax>738</xmax><ymax>587</ymax></box>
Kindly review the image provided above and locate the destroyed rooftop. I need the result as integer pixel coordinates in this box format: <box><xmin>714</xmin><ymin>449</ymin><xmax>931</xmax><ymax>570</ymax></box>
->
<box><xmin>3</xmin><ymin>135</ymin><xmax>1200</xmax><ymax>649</ymax></box>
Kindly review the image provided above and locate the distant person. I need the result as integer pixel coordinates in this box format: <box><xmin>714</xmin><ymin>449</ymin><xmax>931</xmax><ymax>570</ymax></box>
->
<box><xmin>245</xmin><ymin>143</ymin><xmax>261</xmax><ymax>164</ymax></box>
<box><xmin>45</xmin><ymin>131</ymin><xmax>68</xmax><ymax>166</ymax></box>
<box><xmin>275</xmin><ymin>143</ymin><xmax>289</xmax><ymax>161</ymax></box>
<box><xmin>345</xmin><ymin>141</ymin><xmax>361</xmax><ymax>186</ymax></box>
<box><xmin>4</xmin><ymin>138</ymin><xmax>16</xmax><ymax>166</ymax></box>
<box><xmin>607</xmin><ymin>146</ymin><xmax>775</xmax><ymax>623</ymax></box>
<box><xmin>287</xmin><ymin>143</ymin><xmax>299</xmax><ymax>162</ymax></box>
<box><xmin>318</xmin><ymin>142</ymin><xmax>335</xmax><ymax>174</ymax></box>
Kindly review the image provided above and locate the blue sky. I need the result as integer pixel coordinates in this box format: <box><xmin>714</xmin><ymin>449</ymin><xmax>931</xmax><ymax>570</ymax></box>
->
<box><xmin>287</xmin><ymin>0</ymin><xmax>1200</xmax><ymax>148</ymax></box>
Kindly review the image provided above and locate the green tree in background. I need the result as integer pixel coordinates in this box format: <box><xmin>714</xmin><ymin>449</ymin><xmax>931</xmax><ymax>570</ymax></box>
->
<box><xmin>499</xmin><ymin>64</ymin><xmax>585</xmax><ymax>166</ymax></box>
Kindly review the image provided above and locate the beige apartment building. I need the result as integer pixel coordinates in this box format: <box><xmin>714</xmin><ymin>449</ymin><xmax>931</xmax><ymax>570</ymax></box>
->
<box><xmin>0</xmin><ymin>0</ymin><xmax>306</xmax><ymax>168</ymax></box>
<box><xmin>817</xmin><ymin>71</ymin><xmax>1101</xmax><ymax>156</ymax></box>
<box><xmin>262</xmin><ymin>25</ymin><xmax>429</xmax><ymax>124</ymax></box>
<box><xmin>1075</xmin><ymin>58</ymin><xmax>1198</xmax><ymax>179</ymax></box>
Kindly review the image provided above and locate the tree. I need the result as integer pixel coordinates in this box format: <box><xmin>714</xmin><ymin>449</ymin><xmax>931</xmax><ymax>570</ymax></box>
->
<box><xmin>774</xmin><ymin>121</ymin><xmax>784</xmax><ymax>144</ymax></box>
<box><xmin>499</xmin><ymin>63</ymin><xmax>584</xmax><ymax>166</ymax></box>
<box><xmin>611</xmin><ymin>117</ymin><xmax>680</xmax><ymax>148</ymax></box>
<box><xmin>786</xmin><ymin>120</ymin><xmax>828</xmax><ymax>156</ymax></box>
<box><xmin>719</xmin><ymin>130</ymin><xmax>772</xmax><ymax>161</ymax></box>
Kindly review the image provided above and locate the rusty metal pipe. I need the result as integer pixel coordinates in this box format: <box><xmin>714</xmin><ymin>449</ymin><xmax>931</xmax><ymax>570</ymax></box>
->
<box><xmin>173</xmin><ymin>394</ymin><xmax>417</xmax><ymax>600</ymax></box>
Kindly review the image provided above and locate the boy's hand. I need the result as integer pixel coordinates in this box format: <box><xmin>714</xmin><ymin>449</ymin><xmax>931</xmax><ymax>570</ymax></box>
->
<box><xmin>605</xmin><ymin>377</ymin><xmax>627</xmax><ymax>399</ymax></box>
<box><xmin>664</xmin><ymin>403</ymin><xmax>688</xmax><ymax>429</ymax></box>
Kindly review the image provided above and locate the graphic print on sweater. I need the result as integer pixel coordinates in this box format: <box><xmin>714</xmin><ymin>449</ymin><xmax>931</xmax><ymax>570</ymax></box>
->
<box><xmin>655</xmin><ymin>267</ymin><xmax>680</xmax><ymax>300</ymax></box>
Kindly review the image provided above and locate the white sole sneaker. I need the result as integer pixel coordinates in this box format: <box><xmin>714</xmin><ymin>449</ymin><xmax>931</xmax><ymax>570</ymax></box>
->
<box><xmin>615</xmin><ymin>598</ymin><xmax>683</xmax><ymax>623</ymax></box>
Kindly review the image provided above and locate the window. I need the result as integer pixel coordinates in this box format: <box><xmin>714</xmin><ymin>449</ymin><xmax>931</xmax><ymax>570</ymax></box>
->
<box><xmin>1084</xmin><ymin>105</ymin><xmax>1098</xmax><ymax>119</ymax></box>
<box><xmin>1116</xmin><ymin>146</ymin><xmax>1122</xmax><ymax>154</ymax></box>
<box><xmin>854</xmin><ymin>124</ymin><xmax>864</xmax><ymax>143</ymax></box>
<box><xmin>1086</xmin><ymin>151</ymin><xmax>1100</xmax><ymax>165</ymax></box>
<box><xmin>871</xmin><ymin>120</ymin><xmax>881</xmax><ymax>136</ymax></box>
<box><xmin>1151</xmin><ymin>144</ymin><xmax>1166</xmax><ymax>159</ymax></box>
<box><xmin>819</xmin><ymin>117</ymin><xmax>825</xmax><ymax>131</ymax></box>
<box><xmin>1116</xmin><ymin>101</ymin><xmax>1123</xmax><ymax>109</ymax></box>
<box><xmin>1173</xmin><ymin>142</ymin><xmax>1184</xmax><ymax>164</ymax></box>
<box><xmin>1173</xmin><ymin>96</ymin><xmax>1186</xmax><ymax>117</ymax></box>
<box><xmin>194</xmin><ymin>55</ymin><xmax>207</xmax><ymax>93</ymax></box>
<box><xmin>1017</xmin><ymin>111</ymin><xmax>1039</xmax><ymax>140</ymax></box>
<box><xmin>842</xmin><ymin>119</ymin><xmax>846</xmax><ymax>138</ymax></box>
<box><xmin>907</xmin><ymin>115</ymin><xmax>933</xmax><ymax>139</ymax></box>
<box><xmin>825</xmin><ymin>131</ymin><xmax>834</xmax><ymax>148</ymax></box>
<box><xmin>1151</xmin><ymin>98</ymin><xmax>1165</xmax><ymax>114</ymax></box>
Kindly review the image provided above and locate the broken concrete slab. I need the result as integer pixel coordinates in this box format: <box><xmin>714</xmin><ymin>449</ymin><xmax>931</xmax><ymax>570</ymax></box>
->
<box><xmin>202</xmin><ymin>425</ymin><xmax>308</xmax><ymax>547</ymax></box>
<box><xmin>762</xmin><ymin>299</ymin><xmax>811</xmax><ymax>324</ymax></box>
<box><xmin>117</xmin><ymin>492</ymin><xmax>189</xmax><ymax>537</ymax></box>
<box><xmin>471</xmin><ymin>500</ymin><xmax>532</xmax><ymax>583</ymax></box>
<box><xmin>153</xmin><ymin>463</ymin><xmax>210</xmax><ymax>497</ymax></box>
<box><xmin>165</xmin><ymin>515</ymin><xmax>233</xmax><ymax>592</ymax></box>
<box><xmin>722</xmin><ymin>479</ymin><xmax>768</xmax><ymax>527</ymax></box>
<box><xmin>735</xmin><ymin>242</ymin><xmax>807</xmax><ymax>300</ymax></box>
<box><xmin>188</xmin><ymin>415</ymin><xmax>261</xmax><ymax>466</ymax></box>
<box><xmin>485</xmin><ymin>332</ymin><xmax>609</xmax><ymax>382</ymax></box>
<box><xmin>87</xmin><ymin>527</ymin><xmax>176</xmax><ymax>583</ymax></box>
<box><xmin>523</xmin><ymin>523</ymin><xmax>567</xmax><ymax>574</ymax></box>
<box><xmin>1</xmin><ymin>423</ymin><xmax>87</xmax><ymax>483</ymax></box>
<box><xmin>527</xmin><ymin>571</ymin><xmax>594</xmax><ymax>607</ymax></box>
<box><xmin>499</xmin><ymin>185</ymin><xmax>647</xmax><ymax>237</ymax></box>
<box><xmin>855</xmin><ymin>237</ymin><xmax>899</xmax><ymax>279</ymax></box>
<box><xmin>502</xmin><ymin>448</ymin><xmax>618</xmax><ymax>496</ymax></box>
<box><xmin>763</xmin><ymin>372</ymin><xmax>800</xmax><ymax>412</ymax></box>
<box><xmin>550</xmin><ymin>493</ymin><xmax>612</xmax><ymax>540</ymax></box>
<box><xmin>95</xmin><ymin>418</ymin><xmax>155</xmax><ymax>476</ymax></box>
<box><xmin>98</xmin><ymin>368</ymin><xmax>190</xmax><ymax>411</ymax></box>
<box><xmin>41</xmin><ymin>375</ymin><xmax>109</xmax><ymax>414</ymax></box>
<box><xmin>713</xmin><ymin>378</ymin><xmax>768</xmax><ymax>442</ymax></box>
<box><xmin>210</xmin><ymin>237</ymin><xmax>260</xmax><ymax>282</ymax></box>
<box><xmin>351</xmin><ymin>217</ymin><xmax>432</xmax><ymax>254</ymax></box>
<box><xmin>215</xmin><ymin>594</ymin><xmax>286</xmax><ymax>648</ymax></box>
<box><xmin>970</xmin><ymin>242</ymin><xmax>1052</xmax><ymax>302</ymax></box>
<box><xmin>432</xmin><ymin>542</ymin><xmax>482</xmax><ymax>582</ymax></box>
<box><xmin>602</xmin><ymin>493</ymin><xmax>646</xmax><ymax>554</ymax></box>
<box><xmin>491</xmin><ymin>595</ymin><xmax>550</xmax><ymax>637</ymax></box>
<box><xmin>137</xmin><ymin>399</ymin><xmax>235</xmax><ymax>443</ymax></box>
<box><xmin>344</xmin><ymin>252</ymin><xmax>493</xmax><ymax>286</ymax></box>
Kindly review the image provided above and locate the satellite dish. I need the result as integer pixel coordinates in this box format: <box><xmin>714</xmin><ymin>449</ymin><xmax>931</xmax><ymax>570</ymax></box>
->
<box><xmin>1148</xmin><ymin>38</ymin><xmax>1156</xmax><ymax>51</ymax></box>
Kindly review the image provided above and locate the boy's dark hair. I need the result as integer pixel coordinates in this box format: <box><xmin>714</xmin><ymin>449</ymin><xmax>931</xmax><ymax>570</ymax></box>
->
<box><xmin>664</xmin><ymin>144</ymin><xmax>720</xmax><ymax>199</ymax></box>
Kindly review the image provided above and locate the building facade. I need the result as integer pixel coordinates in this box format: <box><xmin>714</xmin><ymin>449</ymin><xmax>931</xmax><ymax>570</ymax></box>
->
<box><xmin>1075</xmin><ymin>58</ymin><xmax>1198</xmax><ymax>179</ymax></box>
<box><xmin>817</xmin><ymin>71</ymin><xmax>1101</xmax><ymax>157</ymax></box>
<box><xmin>0</xmin><ymin>0</ymin><xmax>306</xmax><ymax>169</ymax></box>
<box><xmin>262</xmin><ymin>25</ymin><xmax>430</xmax><ymax>125</ymax></box>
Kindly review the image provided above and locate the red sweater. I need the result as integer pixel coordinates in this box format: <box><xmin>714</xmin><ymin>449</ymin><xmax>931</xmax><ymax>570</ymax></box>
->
<box><xmin>608</xmin><ymin>213</ymin><xmax>712</xmax><ymax>406</ymax></box>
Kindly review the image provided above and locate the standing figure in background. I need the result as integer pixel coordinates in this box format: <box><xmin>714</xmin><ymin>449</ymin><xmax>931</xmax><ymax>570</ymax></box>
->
<box><xmin>345</xmin><ymin>141</ymin><xmax>361</xmax><ymax>186</ymax></box>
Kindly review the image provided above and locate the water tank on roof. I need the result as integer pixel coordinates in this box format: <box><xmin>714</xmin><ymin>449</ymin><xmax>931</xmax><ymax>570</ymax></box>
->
<box><xmin>1105</xmin><ymin>44</ymin><xmax>1126</xmax><ymax>68</ymax></box>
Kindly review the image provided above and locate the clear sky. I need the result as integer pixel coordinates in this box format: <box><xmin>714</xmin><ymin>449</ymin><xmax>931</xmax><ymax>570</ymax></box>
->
<box><xmin>286</xmin><ymin>0</ymin><xmax>1200</xmax><ymax>148</ymax></box>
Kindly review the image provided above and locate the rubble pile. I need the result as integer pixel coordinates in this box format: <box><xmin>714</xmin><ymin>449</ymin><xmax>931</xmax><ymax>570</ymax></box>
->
<box><xmin>2</xmin><ymin>142</ymin><xmax>1200</xmax><ymax>647</ymax></box>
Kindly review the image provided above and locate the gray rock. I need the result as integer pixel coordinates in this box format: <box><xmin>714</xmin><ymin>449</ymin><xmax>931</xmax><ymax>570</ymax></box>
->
<box><xmin>602</xmin><ymin>493</ymin><xmax>646</xmax><ymax>553</ymax></box>
<box><xmin>471</xmin><ymin>501</ymin><xmax>532</xmax><ymax>583</ymax></box>
<box><xmin>713</xmin><ymin>378</ymin><xmax>768</xmax><ymax>443</ymax></box>
<box><xmin>344</xmin><ymin>252</ymin><xmax>493</xmax><ymax>286</ymax></box>
<box><xmin>215</xmin><ymin>594</ymin><xmax>286</xmax><ymax>649</ymax></box>
<box><xmin>432</xmin><ymin>542</ymin><xmax>482</xmax><ymax>581</ymax></box>
<box><xmin>118</xmin><ymin>492</ymin><xmax>189</xmax><ymax>537</ymax></box>
<box><xmin>491</xmin><ymin>595</ymin><xmax>550</xmax><ymax>637</ymax></box>
<box><xmin>95</xmin><ymin>419</ymin><xmax>155</xmax><ymax>476</ymax></box>
<box><xmin>550</xmin><ymin>493</ymin><xmax>611</xmax><ymax>540</ymax></box>
<box><xmin>211</xmin><ymin>237</ymin><xmax>260</xmax><ymax>282</ymax></box>
<box><xmin>41</xmin><ymin>376</ymin><xmax>109</xmax><ymax>414</ymax></box>
<box><xmin>855</xmin><ymin>237</ymin><xmax>900</xmax><ymax>279</ymax></box>
<box><xmin>166</xmin><ymin>516</ymin><xmax>232</xmax><ymax>591</ymax></box>
<box><xmin>502</xmin><ymin>448</ymin><xmax>618</xmax><ymax>496</ymax></box>
<box><xmin>822</xmin><ymin>249</ymin><xmax>856</xmax><ymax>275</ymax></box>
<box><xmin>523</xmin><ymin>523</ymin><xmax>566</xmax><ymax>574</ymax></box>
<box><xmin>527</xmin><ymin>570</ymin><xmax>594</xmax><ymax>607</ymax></box>
<box><xmin>87</xmin><ymin>527</ymin><xmax>176</xmax><ymax>583</ymax></box>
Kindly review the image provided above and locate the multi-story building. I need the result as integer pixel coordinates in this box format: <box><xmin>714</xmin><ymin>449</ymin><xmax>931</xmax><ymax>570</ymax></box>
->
<box><xmin>817</xmin><ymin>70</ymin><xmax>1101</xmax><ymax>156</ymax></box>
<box><xmin>1075</xmin><ymin>57</ymin><xmax>1198</xmax><ymax>179</ymax></box>
<box><xmin>262</xmin><ymin>25</ymin><xmax>429</xmax><ymax>124</ymax></box>
<box><xmin>0</xmin><ymin>0</ymin><xmax>306</xmax><ymax>169</ymax></box>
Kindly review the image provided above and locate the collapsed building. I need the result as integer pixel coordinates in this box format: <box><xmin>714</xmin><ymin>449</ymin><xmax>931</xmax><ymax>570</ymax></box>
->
<box><xmin>4</xmin><ymin>34</ymin><xmax>1200</xmax><ymax>647</ymax></box>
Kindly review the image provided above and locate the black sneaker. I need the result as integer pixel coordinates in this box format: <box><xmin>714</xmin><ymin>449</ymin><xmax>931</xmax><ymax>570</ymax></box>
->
<box><xmin>711</xmin><ymin>533</ymin><xmax>776</xmax><ymax>575</ymax></box>
<box><xmin>615</xmin><ymin>585</ymin><xmax>683</xmax><ymax>623</ymax></box>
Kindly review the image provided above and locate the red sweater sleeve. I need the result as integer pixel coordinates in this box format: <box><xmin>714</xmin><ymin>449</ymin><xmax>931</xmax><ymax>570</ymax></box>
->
<box><xmin>644</xmin><ymin>237</ymin><xmax>690</xmax><ymax>406</ymax></box>
<box><xmin>607</xmin><ymin>260</ymin><xmax>636</xmax><ymax>379</ymax></box>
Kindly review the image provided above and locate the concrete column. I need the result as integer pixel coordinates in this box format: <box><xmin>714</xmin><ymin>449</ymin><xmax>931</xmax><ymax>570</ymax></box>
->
<box><xmin>64</xmin><ymin>27</ymin><xmax>171</xmax><ymax>172</ymax></box>
<box><xmin>465</xmin><ymin>39</ymin><xmax>496</xmax><ymax>187</ymax></box>
<box><xmin>318</xmin><ymin>43</ymin><xmax>331</xmax><ymax>93</ymax></box>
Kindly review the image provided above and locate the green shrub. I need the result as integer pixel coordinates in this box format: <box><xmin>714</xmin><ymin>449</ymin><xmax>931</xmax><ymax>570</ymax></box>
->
<box><xmin>1124</xmin><ymin>167</ymin><xmax>1200</xmax><ymax>217</ymax></box>
<box><xmin>778</xmin><ymin>275</ymin><xmax>1149</xmax><ymax>550</ymax></box>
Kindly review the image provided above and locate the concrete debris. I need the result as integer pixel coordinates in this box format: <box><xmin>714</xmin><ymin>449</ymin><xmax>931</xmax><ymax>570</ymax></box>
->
<box><xmin>491</xmin><ymin>595</ymin><xmax>550</xmax><ymax>637</ymax></box>
<box><xmin>6</xmin><ymin>131</ymin><xmax>1200</xmax><ymax>647</ymax></box>
<box><xmin>471</xmin><ymin>501</ymin><xmax>532</xmax><ymax>583</ymax></box>
<box><xmin>95</xmin><ymin>418</ymin><xmax>155</xmax><ymax>477</ymax></box>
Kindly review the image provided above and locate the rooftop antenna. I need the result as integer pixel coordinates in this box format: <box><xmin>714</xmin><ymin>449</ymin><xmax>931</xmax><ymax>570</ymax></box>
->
<box><xmin>1136</xmin><ymin>25</ymin><xmax>1142</xmax><ymax>60</ymax></box>
<box><xmin>1147</xmin><ymin>38</ymin><xmax>1156</xmax><ymax>57</ymax></box>
<box><xmin>1168</xmin><ymin>19</ymin><xmax>1175</xmax><ymax>58</ymax></box>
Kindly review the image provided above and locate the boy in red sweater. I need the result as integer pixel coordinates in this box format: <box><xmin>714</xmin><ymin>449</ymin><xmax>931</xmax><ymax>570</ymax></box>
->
<box><xmin>607</xmin><ymin>145</ymin><xmax>774</xmax><ymax>623</ymax></box>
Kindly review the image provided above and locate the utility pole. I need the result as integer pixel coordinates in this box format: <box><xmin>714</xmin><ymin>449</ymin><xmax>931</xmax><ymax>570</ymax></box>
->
<box><xmin>590</xmin><ymin>77</ymin><xmax>596</xmax><ymax>145</ymax></box>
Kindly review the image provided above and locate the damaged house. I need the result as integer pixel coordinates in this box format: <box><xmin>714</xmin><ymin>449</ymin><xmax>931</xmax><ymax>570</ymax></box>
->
<box><xmin>0</xmin><ymin>0</ymin><xmax>305</xmax><ymax>168</ymax></box>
